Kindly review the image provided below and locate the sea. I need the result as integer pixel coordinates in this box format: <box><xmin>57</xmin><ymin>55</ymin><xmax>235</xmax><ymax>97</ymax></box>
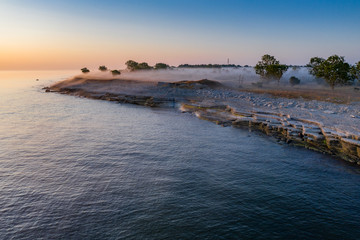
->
<box><xmin>0</xmin><ymin>70</ymin><xmax>359</xmax><ymax>240</ymax></box>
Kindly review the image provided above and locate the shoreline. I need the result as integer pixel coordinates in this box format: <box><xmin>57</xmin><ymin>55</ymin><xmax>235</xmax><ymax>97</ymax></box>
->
<box><xmin>46</xmin><ymin>75</ymin><xmax>360</xmax><ymax>165</ymax></box>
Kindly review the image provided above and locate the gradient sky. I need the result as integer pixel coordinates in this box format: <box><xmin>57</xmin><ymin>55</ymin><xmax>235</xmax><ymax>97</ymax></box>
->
<box><xmin>1</xmin><ymin>0</ymin><xmax>359</xmax><ymax>70</ymax></box>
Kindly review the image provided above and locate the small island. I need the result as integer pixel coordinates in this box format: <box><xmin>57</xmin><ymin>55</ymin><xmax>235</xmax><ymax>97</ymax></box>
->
<box><xmin>47</xmin><ymin>56</ymin><xmax>360</xmax><ymax>164</ymax></box>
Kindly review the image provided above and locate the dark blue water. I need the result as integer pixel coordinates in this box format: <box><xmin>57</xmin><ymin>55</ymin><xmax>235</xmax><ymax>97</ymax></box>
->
<box><xmin>1</xmin><ymin>71</ymin><xmax>360</xmax><ymax>239</ymax></box>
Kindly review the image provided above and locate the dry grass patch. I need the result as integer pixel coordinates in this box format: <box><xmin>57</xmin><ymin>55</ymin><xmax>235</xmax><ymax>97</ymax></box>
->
<box><xmin>242</xmin><ymin>86</ymin><xmax>360</xmax><ymax>104</ymax></box>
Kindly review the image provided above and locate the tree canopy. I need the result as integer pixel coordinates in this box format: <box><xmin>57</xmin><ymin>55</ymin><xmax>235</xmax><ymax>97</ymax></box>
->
<box><xmin>111</xmin><ymin>69</ymin><xmax>121</xmax><ymax>75</ymax></box>
<box><xmin>289</xmin><ymin>76</ymin><xmax>300</xmax><ymax>86</ymax></box>
<box><xmin>351</xmin><ymin>61</ymin><xmax>360</xmax><ymax>83</ymax></box>
<box><xmin>155</xmin><ymin>63</ymin><xmax>169</xmax><ymax>69</ymax></box>
<box><xmin>99</xmin><ymin>65</ymin><xmax>108</xmax><ymax>71</ymax></box>
<box><xmin>254</xmin><ymin>54</ymin><xmax>288</xmax><ymax>83</ymax></box>
<box><xmin>138</xmin><ymin>62</ymin><xmax>152</xmax><ymax>70</ymax></box>
<box><xmin>125</xmin><ymin>60</ymin><xmax>153</xmax><ymax>71</ymax></box>
<box><xmin>81</xmin><ymin>67</ymin><xmax>90</xmax><ymax>73</ymax></box>
<box><xmin>178</xmin><ymin>64</ymin><xmax>241</xmax><ymax>68</ymax></box>
<box><xmin>125</xmin><ymin>60</ymin><xmax>139</xmax><ymax>71</ymax></box>
<box><xmin>308</xmin><ymin>55</ymin><xmax>355</xmax><ymax>89</ymax></box>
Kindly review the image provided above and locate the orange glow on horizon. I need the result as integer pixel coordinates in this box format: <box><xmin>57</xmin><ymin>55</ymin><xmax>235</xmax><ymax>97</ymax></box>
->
<box><xmin>0</xmin><ymin>44</ymin><xmax>258</xmax><ymax>70</ymax></box>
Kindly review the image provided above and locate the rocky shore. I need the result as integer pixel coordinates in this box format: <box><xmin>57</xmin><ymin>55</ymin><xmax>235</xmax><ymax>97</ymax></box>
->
<box><xmin>47</xmin><ymin>76</ymin><xmax>360</xmax><ymax>164</ymax></box>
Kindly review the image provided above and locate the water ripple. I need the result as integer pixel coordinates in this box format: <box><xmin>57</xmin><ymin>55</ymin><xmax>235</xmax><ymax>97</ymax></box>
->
<box><xmin>0</xmin><ymin>72</ymin><xmax>359</xmax><ymax>239</ymax></box>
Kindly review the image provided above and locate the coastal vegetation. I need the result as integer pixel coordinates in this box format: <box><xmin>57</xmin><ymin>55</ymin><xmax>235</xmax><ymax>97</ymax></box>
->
<box><xmin>252</xmin><ymin>54</ymin><xmax>359</xmax><ymax>89</ymax></box>
<box><xmin>289</xmin><ymin>76</ymin><xmax>300</xmax><ymax>86</ymax></box>
<box><xmin>111</xmin><ymin>70</ymin><xmax>121</xmax><ymax>75</ymax></box>
<box><xmin>254</xmin><ymin>54</ymin><xmax>288</xmax><ymax>84</ymax></box>
<box><xmin>81</xmin><ymin>67</ymin><xmax>90</xmax><ymax>73</ymax></box>
<box><xmin>125</xmin><ymin>60</ymin><xmax>153</xmax><ymax>71</ymax></box>
<box><xmin>352</xmin><ymin>61</ymin><xmax>360</xmax><ymax>83</ymax></box>
<box><xmin>154</xmin><ymin>63</ymin><xmax>170</xmax><ymax>69</ymax></box>
<box><xmin>125</xmin><ymin>60</ymin><xmax>151</xmax><ymax>71</ymax></box>
<box><xmin>99</xmin><ymin>65</ymin><xmax>108</xmax><ymax>71</ymax></box>
<box><xmin>125</xmin><ymin>60</ymin><xmax>241</xmax><ymax>71</ymax></box>
<box><xmin>308</xmin><ymin>55</ymin><xmax>355</xmax><ymax>89</ymax></box>
<box><xmin>85</xmin><ymin>56</ymin><xmax>360</xmax><ymax>91</ymax></box>
<box><xmin>178</xmin><ymin>64</ymin><xmax>241</xmax><ymax>68</ymax></box>
<box><xmin>125</xmin><ymin>60</ymin><xmax>139</xmax><ymax>71</ymax></box>
<box><xmin>138</xmin><ymin>62</ymin><xmax>152</xmax><ymax>70</ymax></box>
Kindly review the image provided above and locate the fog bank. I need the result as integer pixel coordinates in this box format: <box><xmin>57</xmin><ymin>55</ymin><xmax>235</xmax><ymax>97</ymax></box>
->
<box><xmin>78</xmin><ymin>67</ymin><xmax>318</xmax><ymax>88</ymax></box>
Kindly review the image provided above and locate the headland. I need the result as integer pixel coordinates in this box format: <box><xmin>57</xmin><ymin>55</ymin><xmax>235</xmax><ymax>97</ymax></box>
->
<box><xmin>46</xmin><ymin>73</ymin><xmax>360</xmax><ymax>164</ymax></box>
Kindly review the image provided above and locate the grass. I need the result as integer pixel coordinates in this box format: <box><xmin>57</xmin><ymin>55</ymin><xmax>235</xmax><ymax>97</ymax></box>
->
<box><xmin>241</xmin><ymin>85</ymin><xmax>360</xmax><ymax>104</ymax></box>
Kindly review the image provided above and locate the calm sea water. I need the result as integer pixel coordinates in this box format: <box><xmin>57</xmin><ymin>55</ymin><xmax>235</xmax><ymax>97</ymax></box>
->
<box><xmin>0</xmin><ymin>71</ymin><xmax>359</xmax><ymax>240</ymax></box>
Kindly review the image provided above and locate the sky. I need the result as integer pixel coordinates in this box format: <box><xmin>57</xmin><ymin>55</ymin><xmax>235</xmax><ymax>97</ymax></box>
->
<box><xmin>0</xmin><ymin>0</ymin><xmax>359</xmax><ymax>70</ymax></box>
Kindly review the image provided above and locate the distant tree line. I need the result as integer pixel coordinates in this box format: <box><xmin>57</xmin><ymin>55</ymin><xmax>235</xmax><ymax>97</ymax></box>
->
<box><xmin>81</xmin><ymin>61</ymin><xmax>170</xmax><ymax>74</ymax></box>
<box><xmin>125</xmin><ymin>62</ymin><xmax>242</xmax><ymax>70</ymax></box>
<box><xmin>82</xmin><ymin>61</ymin><xmax>244</xmax><ymax>74</ymax></box>
<box><xmin>125</xmin><ymin>60</ymin><xmax>170</xmax><ymax>71</ymax></box>
<box><xmin>178</xmin><ymin>64</ymin><xmax>241</xmax><ymax>68</ymax></box>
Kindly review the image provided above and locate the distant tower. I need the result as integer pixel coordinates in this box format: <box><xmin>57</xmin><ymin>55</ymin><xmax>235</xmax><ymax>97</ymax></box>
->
<box><xmin>227</xmin><ymin>58</ymin><xmax>230</xmax><ymax>64</ymax></box>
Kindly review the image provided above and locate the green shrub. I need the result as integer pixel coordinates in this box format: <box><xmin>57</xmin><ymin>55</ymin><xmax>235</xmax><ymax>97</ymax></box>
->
<box><xmin>99</xmin><ymin>65</ymin><xmax>108</xmax><ymax>71</ymax></box>
<box><xmin>125</xmin><ymin>60</ymin><xmax>139</xmax><ymax>71</ymax></box>
<box><xmin>289</xmin><ymin>76</ymin><xmax>300</xmax><ymax>86</ymax></box>
<box><xmin>351</xmin><ymin>61</ymin><xmax>360</xmax><ymax>84</ymax></box>
<box><xmin>155</xmin><ymin>63</ymin><xmax>169</xmax><ymax>69</ymax></box>
<box><xmin>81</xmin><ymin>67</ymin><xmax>90</xmax><ymax>73</ymax></box>
<box><xmin>138</xmin><ymin>62</ymin><xmax>152</xmax><ymax>70</ymax></box>
<box><xmin>111</xmin><ymin>70</ymin><xmax>121</xmax><ymax>75</ymax></box>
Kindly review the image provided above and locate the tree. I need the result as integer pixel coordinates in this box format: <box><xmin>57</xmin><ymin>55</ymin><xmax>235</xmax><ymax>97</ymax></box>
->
<box><xmin>254</xmin><ymin>54</ymin><xmax>288</xmax><ymax>84</ymax></box>
<box><xmin>111</xmin><ymin>70</ymin><xmax>121</xmax><ymax>76</ymax></box>
<box><xmin>308</xmin><ymin>55</ymin><xmax>355</xmax><ymax>89</ymax></box>
<box><xmin>138</xmin><ymin>62</ymin><xmax>152</xmax><ymax>70</ymax></box>
<box><xmin>125</xmin><ymin>60</ymin><xmax>139</xmax><ymax>71</ymax></box>
<box><xmin>154</xmin><ymin>63</ymin><xmax>169</xmax><ymax>69</ymax></box>
<box><xmin>308</xmin><ymin>57</ymin><xmax>325</xmax><ymax>76</ymax></box>
<box><xmin>351</xmin><ymin>61</ymin><xmax>360</xmax><ymax>83</ymax></box>
<box><xmin>81</xmin><ymin>67</ymin><xmax>90</xmax><ymax>73</ymax></box>
<box><xmin>99</xmin><ymin>65</ymin><xmax>108</xmax><ymax>71</ymax></box>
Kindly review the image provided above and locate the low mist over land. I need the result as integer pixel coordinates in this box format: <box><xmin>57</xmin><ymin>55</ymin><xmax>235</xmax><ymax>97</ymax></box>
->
<box><xmin>78</xmin><ymin>67</ymin><xmax>318</xmax><ymax>88</ymax></box>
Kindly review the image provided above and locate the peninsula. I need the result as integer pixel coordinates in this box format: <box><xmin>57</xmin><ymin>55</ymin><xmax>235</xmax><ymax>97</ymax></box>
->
<box><xmin>46</xmin><ymin>70</ymin><xmax>360</xmax><ymax>165</ymax></box>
